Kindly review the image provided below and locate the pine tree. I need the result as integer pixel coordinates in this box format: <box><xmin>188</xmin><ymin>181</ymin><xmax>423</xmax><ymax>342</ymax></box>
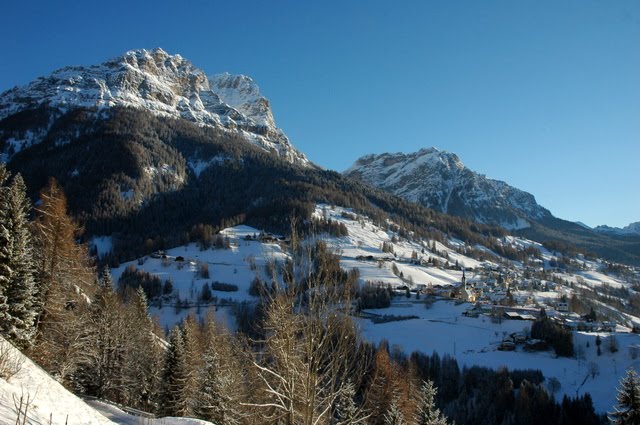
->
<box><xmin>1</xmin><ymin>174</ymin><xmax>38</xmax><ymax>348</ymax></box>
<box><xmin>383</xmin><ymin>399</ymin><xmax>406</xmax><ymax>425</ymax></box>
<box><xmin>196</xmin><ymin>343</ymin><xmax>234</xmax><ymax>424</ymax></box>
<box><xmin>82</xmin><ymin>267</ymin><xmax>129</xmax><ymax>401</ymax></box>
<box><xmin>416</xmin><ymin>380</ymin><xmax>448</xmax><ymax>425</ymax></box>
<box><xmin>181</xmin><ymin>314</ymin><xmax>202</xmax><ymax>416</ymax></box>
<box><xmin>160</xmin><ymin>326</ymin><xmax>190</xmax><ymax>417</ymax></box>
<box><xmin>334</xmin><ymin>380</ymin><xmax>362</xmax><ymax>425</ymax></box>
<box><xmin>126</xmin><ymin>286</ymin><xmax>162</xmax><ymax>410</ymax></box>
<box><xmin>610</xmin><ymin>368</ymin><xmax>640</xmax><ymax>425</ymax></box>
<box><xmin>0</xmin><ymin>165</ymin><xmax>12</xmax><ymax>334</ymax></box>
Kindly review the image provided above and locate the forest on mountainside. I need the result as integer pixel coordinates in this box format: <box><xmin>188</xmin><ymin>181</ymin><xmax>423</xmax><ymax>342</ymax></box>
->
<box><xmin>4</xmin><ymin>106</ymin><xmax>522</xmax><ymax>265</ymax></box>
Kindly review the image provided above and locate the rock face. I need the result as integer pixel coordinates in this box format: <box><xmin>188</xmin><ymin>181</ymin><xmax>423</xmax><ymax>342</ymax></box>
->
<box><xmin>0</xmin><ymin>48</ymin><xmax>309</xmax><ymax>166</ymax></box>
<box><xmin>344</xmin><ymin>147</ymin><xmax>552</xmax><ymax>230</ymax></box>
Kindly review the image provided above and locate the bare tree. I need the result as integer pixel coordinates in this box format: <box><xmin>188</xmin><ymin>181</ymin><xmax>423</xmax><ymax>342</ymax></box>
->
<box><xmin>247</xmin><ymin>220</ymin><xmax>368</xmax><ymax>425</ymax></box>
<box><xmin>547</xmin><ymin>377</ymin><xmax>561</xmax><ymax>398</ymax></box>
<box><xmin>30</xmin><ymin>179</ymin><xmax>96</xmax><ymax>384</ymax></box>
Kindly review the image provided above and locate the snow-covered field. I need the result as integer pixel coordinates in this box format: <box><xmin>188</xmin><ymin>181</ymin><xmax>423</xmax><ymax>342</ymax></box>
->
<box><xmin>357</xmin><ymin>299</ymin><xmax>640</xmax><ymax>413</ymax></box>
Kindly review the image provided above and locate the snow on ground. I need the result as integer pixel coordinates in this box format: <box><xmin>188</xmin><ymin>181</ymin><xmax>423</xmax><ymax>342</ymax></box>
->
<box><xmin>91</xmin><ymin>235</ymin><xmax>114</xmax><ymax>258</ymax></box>
<box><xmin>358</xmin><ymin>299</ymin><xmax>640</xmax><ymax>414</ymax></box>
<box><xmin>0</xmin><ymin>337</ymin><xmax>214</xmax><ymax>425</ymax></box>
<box><xmin>87</xmin><ymin>400</ymin><xmax>214</xmax><ymax>425</ymax></box>
<box><xmin>313</xmin><ymin>205</ymin><xmax>481</xmax><ymax>289</ymax></box>
<box><xmin>0</xmin><ymin>337</ymin><xmax>115</xmax><ymax>424</ymax></box>
<box><xmin>110</xmin><ymin>225</ymin><xmax>287</xmax><ymax>330</ymax></box>
<box><xmin>105</xmin><ymin>204</ymin><xmax>640</xmax><ymax>414</ymax></box>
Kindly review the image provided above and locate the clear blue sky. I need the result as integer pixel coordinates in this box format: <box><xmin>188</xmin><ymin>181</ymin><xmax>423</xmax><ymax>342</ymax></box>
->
<box><xmin>1</xmin><ymin>0</ymin><xmax>638</xmax><ymax>228</ymax></box>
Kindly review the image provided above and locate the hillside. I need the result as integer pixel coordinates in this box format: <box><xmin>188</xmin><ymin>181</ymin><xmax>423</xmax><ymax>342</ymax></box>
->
<box><xmin>104</xmin><ymin>204</ymin><xmax>640</xmax><ymax>415</ymax></box>
<box><xmin>345</xmin><ymin>148</ymin><xmax>552</xmax><ymax>230</ymax></box>
<box><xmin>0</xmin><ymin>337</ymin><xmax>215</xmax><ymax>424</ymax></box>
<box><xmin>345</xmin><ymin>148</ymin><xmax>640</xmax><ymax>266</ymax></box>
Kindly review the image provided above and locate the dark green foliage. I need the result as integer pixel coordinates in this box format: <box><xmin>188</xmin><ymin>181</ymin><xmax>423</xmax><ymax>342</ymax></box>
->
<box><xmin>118</xmin><ymin>264</ymin><xmax>163</xmax><ymax>299</ymax></box>
<box><xmin>519</xmin><ymin>217</ymin><xmax>640</xmax><ymax>266</ymax></box>
<box><xmin>0</xmin><ymin>165</ymin><xmax>12</xmax><ymax>331</ymax></box>
<box><xmin>407</xmin><ymin>351</ymin><xmax>601</xmax><ymax>425</ymax></box>
<box><xmin>610</xmin><ymin>368</ymin><xmax>640</xmax><ymax>425</ymax></box>
<box><xmin>163</xmin><ymin>279</ymin><xmax>173</xmax><ymax>295</ymax></box>
<box><xmin>357</xmin><ymin>284</ymin><xmax>391</xmax><ymax>310</ymax></box>
<box><xmin>531</xmin><ymin>317</ymin><xmax>574</xmax><ymax>357</ymax></box>
<box><xmin>310</xmin><ymin>217</ymin><xmax>349</xmax><ymax>237</ymax></box>
<box><xmin>333</xmin><ymin>380</ymin><xmax>360</xmax><ymax>424</ymax></box>
<box><xmin>200</xmin><ymin>282</ymin><xmax>212</xmax><ymax>302</ymax></box>
<box><xmin>209</xmin><ymin>281</ymin><xmax>239</xmax><ymax>292</ymax></box>
<box><xmin>5</xmin><ymin>106</ymin><xmax>524</xmax><ymax>266</ymax></box>
<box><xmin>160</xmin><ymin>327</ymin><xmax>190</xmax><ymax>416</ymax></box>
<box><xmin>559</xmin><ymin>394</ymin><xmax>601</xmax><ymax>425</ymax></box>
<box><xmin>416</xmin><ymin>380</ymin><xmax>448</xmax><ymax>425</ymax></box>
<box><xmin>0</xmin><ymin>167</ymin><xmax>38</xmax><ymax>348</ymax></box>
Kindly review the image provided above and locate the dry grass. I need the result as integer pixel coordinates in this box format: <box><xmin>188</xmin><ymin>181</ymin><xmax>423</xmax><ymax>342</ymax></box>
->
<box><xmin>0</xmin><ymin>340</ymin><xmax>24</xmax><ymax>380</ymax></box>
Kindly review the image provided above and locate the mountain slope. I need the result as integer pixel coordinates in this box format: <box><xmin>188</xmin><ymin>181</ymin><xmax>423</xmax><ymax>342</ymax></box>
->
<box><xmin>0</xmin><ymin>337</ymin><xmax>115</xmax><ymax>424</ymax></box>
<box><xmin>0</xmin><ymin>48</ymin><xmax>309</xmax><ymax>166</ymax></box>
<box><xmin>345</xmin><ymin>147</ymin><xmax>552</xmax><ymax>230</ymax></box>
<box><xmin>345</xmin><ymin>148</ymin><xmax>640</xmax><ymax>265</ymax></box>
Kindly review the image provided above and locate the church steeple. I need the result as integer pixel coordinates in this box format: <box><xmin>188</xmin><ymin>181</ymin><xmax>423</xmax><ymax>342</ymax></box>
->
<box><xmin>462</xmin><ymin>269</ymin><xmax>467</xmax><ymax>289</ymax></box>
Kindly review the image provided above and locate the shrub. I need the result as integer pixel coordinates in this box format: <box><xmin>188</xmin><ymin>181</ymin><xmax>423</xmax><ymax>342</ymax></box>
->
<box><xmin>210</xmin><ymin>281</ymin><xmax>238</xmax><ymax>292</ymax></box>
<box><xmin>0</xmin><ymin>341</ymin><xmax>24</xmax><ymax>380</ymax></box>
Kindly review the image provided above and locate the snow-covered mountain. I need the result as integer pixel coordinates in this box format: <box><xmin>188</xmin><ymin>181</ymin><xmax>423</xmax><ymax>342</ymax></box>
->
<box><xmin>344</xmin><ymin>147</ymin><xmax>552</xmax><ymax>230</ymax></box>
<box><xmin>0</xmin><ymin>48</ymin><xmax>309</xmax><ymax>166</ymax></box>
<box><xmin>595</xmin><ymin>221</ymin><xmax>640</xmax><ymax>236</ymax></box>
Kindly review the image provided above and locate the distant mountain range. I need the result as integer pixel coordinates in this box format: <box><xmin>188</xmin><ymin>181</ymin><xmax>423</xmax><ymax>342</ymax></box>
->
<box><xmin>594</xmin><ymin>222</ymin><xmax>640</xmax><ymax>236</ymax></box>
<box><xmin>1</xmin><ymin>48</ymin><xmax>638</xmax><ymax>265</ymax></box>
<box><xmin>345</xmin><ymin>148</ymin><xmax>640</xmax><ymax>265</ymax></box>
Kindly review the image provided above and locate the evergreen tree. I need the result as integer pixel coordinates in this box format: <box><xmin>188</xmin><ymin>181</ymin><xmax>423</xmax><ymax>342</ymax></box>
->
<box><xmin>0</xmin><ymin>165</ymin><xmax>12</xmax><ymax>336</ymax></box>
<box><xmin>416</xmin><ymin>380</ymin><xmax>448</xmax><ymax>425</ymax></box>
<box><xmin>160</xmin><ymin>326</ymin><xmax>190</xmax><ymax>416</ymax></box>
<box><xmin>383</xmin><ymin>399</ymin><xmax>406</xmax><ymax>425</ymax></box>
<box><xmin>610</xmin><ymin>368</ymin><xmax>640</xmax><ymax>425</ymax></box>
<box><xmin>196</xmin><ymin>343</ymin><xmax>234</xmax><ymax>424</ymax></box>
<box><xmin>334</xmin><ymin>380</ymin><xmax>361</xmax><ymax>425</ymax></box>
<box><xmin>2</xmin><ymin>174</ymin><xmax>38</xmax><ymax>348</ymax></box>
<box><xmin>126</xmin><ymin>286</ymin><xmax>162</xmax><ymax>410</ymax></box>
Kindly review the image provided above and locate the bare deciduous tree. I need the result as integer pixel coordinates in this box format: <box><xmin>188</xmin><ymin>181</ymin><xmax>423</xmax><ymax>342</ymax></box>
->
<box><xmin>247</xmin><ymin>221</ymin><xmax>368</xmax><ymax>425</ymax></box>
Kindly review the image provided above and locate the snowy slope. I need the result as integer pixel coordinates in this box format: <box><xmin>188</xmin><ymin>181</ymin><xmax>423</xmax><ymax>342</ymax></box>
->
<box><xmin>0</xmin><ymin>337</ymin><xmax>215</xmax><ymax>425</ymax></box>
<box><xmin>344</xmin><ymin>148</ymin><xmax>552</xmax><ymax>230</ymax></box>
<box><xmin>0</xmin><ymin>337</ymin><xmax>115</xmax><ymax>424</ymax></box>
<box><xmin>0</xmin><ymin>48</ymin><xmax>309</xmax><ymax>166</ymax></box>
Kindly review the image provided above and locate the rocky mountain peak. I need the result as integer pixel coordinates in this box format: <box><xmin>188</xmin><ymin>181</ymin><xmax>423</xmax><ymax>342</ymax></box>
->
<box><xmin>345</xmin><ymin>148</ymin><xmax>552</xmax><ymax>230</ymax></box>
<box><xmin>209</xmin><ymin>72</ymin><xmax>275</xmax><ymax>128</ymax></box>
<box><xmin>0</xmin><ymin>48</ymin><xmax>309</xmax><ymax>166</ymax></box>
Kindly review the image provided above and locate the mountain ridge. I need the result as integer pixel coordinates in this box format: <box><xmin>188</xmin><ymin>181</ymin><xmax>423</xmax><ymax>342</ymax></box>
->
<box><xmin>0</xmin><ymin>48</ymin><xmax>309</xmax><ymax>166</ymax></box>
<box><xmin>345</xmin><ymin>147</ymin><xmax>552</xmax><ymax>230</ymax></box>
<box><xmin>595</xmin><ymin>221</ymin><xmax>640</xmax><ymax>236</ymax></box>
<box><xmin>345</xmin><ymin>147</ymin><xmax>640</xmax><ymax>265</ymax></box>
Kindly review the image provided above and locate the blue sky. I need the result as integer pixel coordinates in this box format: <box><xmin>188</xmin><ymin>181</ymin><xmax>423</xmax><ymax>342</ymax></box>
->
<box><xmin>1</xmin><ymin>0</ymin><xmax>638</xmax><ymax>227</ymax></box>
